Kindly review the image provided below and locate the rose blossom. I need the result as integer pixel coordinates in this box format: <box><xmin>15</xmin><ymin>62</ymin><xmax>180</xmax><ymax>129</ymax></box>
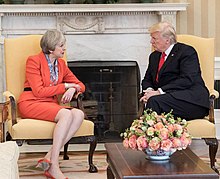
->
<box><xmin>123</xmin><ymin>138</ymin><xmax>129</xmax><ymax>149</ymax></box>
<box><xmin>136</xmin><ymin>136</ymin><xmax>148</xmax><ymax>150</ymax></box>
<box><xmin>172</xmin><ymin>137</ymin><xmax>182</xmax><ymax>149</ymax></box>
<box><xmin>159</xmin><ymin>128</ymin><xmax>169</xmax><ymax>140</ymax></box>
<box><xmin>147</xmin><ymin>120</ymin><xmax>154</xmax><ymax>126</ymax></box>
<box><xmin>174</xmin><ymin>124</ymin><xmax>183</xmax><ymax>131</ymax></box>
<box><xmin>161</xmin><ymin>139</ymin><xmax>172</xmax><ymax>151</ymax></box>
<box><xmin>148</xmin><ymin>137</ymin><xmax>160</xmax><ymax>151</ymax></box>
<box><xmin>136</xmin><ymin>128</ymin><xmax>144</xmax><ymax>134</ymax></box>
<box><xmin>180</xmin><ymin>132</ymin><xmax>192</xmax><ymax>148</ymax></box>
<box><xmin>167</xmin><ymin>124</ymin><xmax>174</xmax><ymax>133</ymax></box>
<box><xmin>128</xmin><ymin>135</ymin><xmax>137</xmax><ymax>150</ymax></box>
<box><xmin>182</xmin><ymin>130</ymin><xmax>191</xmax><ymax>138</ymax></box>
<box><xmin>147</xmin><ymin>127</ymin><xmax>155</xmax><ymax>136</ymax></box>
<box><xmin>154</xmin><ymin>122</ymin><xmax>164</xmax><ymax>131</ymax></box>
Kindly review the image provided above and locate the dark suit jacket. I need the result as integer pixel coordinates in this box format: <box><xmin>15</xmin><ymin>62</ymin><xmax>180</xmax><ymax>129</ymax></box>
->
<box><xmin>141</xmin><ymin>42</ymin><xmax>210</xmax><ymax>109</ymax></box>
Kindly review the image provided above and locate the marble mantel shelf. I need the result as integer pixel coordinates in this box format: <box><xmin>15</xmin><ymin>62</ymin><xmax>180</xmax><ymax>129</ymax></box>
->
<box><xmin>0</xmin><ymin>3</ymin><xmax>188</xmax><ymax>15</ymax></box>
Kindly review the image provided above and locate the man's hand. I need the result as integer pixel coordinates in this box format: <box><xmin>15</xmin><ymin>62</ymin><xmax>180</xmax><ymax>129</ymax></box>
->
<box><xmin>140</xmin><ymin>90</ymin><xmax>160</xmax><ymax>103</ymax></box>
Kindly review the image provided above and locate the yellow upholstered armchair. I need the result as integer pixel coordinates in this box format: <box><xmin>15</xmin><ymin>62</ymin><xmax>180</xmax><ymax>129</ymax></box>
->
<box><xmin>2</xmin><ymin>35</ymin><xmax>98</xmax><ymax>173</ymax></box>
<box><xmin>177</xmin><ymin>35</ymin><xmax>219</xmax><ymax>173</ymax></box>
<box><xmin>138</xmin><ymin>35</ymin><xmax>219</xmax><ymax>173</ymax></box>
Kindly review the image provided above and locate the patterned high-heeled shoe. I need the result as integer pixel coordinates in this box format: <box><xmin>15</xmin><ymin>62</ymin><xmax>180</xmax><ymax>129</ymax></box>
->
<box><xmin>36</xmin><ymin>158</ymin><xmax>51</xmax><ymax>171</ymax></box>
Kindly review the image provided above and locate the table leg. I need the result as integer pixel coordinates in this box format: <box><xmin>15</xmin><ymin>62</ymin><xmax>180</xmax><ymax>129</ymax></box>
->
<box><xmin>107</xmin><ymin>165</ymin><xmax>115</xmax><ymax>179</ymax></box>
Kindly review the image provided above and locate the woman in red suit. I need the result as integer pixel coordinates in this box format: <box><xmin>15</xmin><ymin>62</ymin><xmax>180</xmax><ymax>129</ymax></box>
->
<box><xmin>18</xmin><ymin>30</ymin><xmax>85</xmax><ymax>179</ymax></box>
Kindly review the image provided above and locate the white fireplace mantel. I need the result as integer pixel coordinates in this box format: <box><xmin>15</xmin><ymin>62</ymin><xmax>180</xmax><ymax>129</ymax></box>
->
<box><xmin>0</xmin><ymin>3</ymin><xmax>187</xmax><ymax>14</ymax></box>
<box><xmin>0</xmin><ymin>3</ymin><xmax>188</xmax><ymax>34</ymax></box>
<box><xmin>0</xmin><ymin>3</ymin><xmax>188</xmax><ymax>102</ymax></box>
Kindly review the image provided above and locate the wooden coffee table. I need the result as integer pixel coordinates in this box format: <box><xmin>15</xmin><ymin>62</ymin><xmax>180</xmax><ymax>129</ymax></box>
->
<box><xmin>105</xmin><ymin>143</ymin><xmax>219</xmax><ymax>179</ymax></box>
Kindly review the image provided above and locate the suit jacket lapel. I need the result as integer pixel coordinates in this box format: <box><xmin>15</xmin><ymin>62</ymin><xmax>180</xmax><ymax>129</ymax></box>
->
<box><xmin>39</xmin><ymin>52</ymin><xmax>52</xmax><ymax>87</ymax></box>
<box><xmin>159</xmin><ymin>44</ymin><xmax>179</xmax><ymax>73</ymax></box>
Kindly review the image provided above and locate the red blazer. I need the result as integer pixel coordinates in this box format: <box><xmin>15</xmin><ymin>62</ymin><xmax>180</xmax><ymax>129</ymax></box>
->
<box><xmin>18</xmin><ymin>52</ymin><xmax>85</xmax><ymax>104</ymax></box>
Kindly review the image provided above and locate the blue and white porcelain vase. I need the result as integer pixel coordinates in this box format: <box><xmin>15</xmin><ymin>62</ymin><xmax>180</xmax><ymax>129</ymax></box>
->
<box><xmin>144</xmin><ymin>148</ymin><xmax>176</xmax><ymax>160</ymax></box>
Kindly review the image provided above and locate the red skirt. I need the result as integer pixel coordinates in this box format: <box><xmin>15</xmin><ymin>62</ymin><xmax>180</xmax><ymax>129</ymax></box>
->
<box><xmin>18</xmin><ymin>100</ymin><xmax>69</xmax><ymax>122</ymax></box>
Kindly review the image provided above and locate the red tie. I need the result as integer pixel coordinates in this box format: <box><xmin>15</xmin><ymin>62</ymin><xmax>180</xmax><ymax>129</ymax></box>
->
<box><xmin>156</xmin><ymin>52</ymin><xmax>166</xmax><ymax>82</ymax></box>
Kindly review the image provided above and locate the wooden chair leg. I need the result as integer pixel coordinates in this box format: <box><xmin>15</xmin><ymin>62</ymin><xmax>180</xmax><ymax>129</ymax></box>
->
<box><xmin>204</xmin><ymin>138</ymin><xmax>219</xmax><ymax>174</ymax></box>
<box><xmin>85</xmin><ymin>135</ymin><xmax>98</xmax><ymax>173</ymax></box>
<box><xmin>107</xmin><ymin>165</ymin><xmax>114</xmax><ymax>179</ymax></box>
<box><xmin>63</xmin><ymin>141</ymin><xmax>69</xmax><ymax>160</ymax></box>
<box><xmin>63</xmin><ymin>136</ymin><xmax>98</xmax><ymax>173</ymax></box>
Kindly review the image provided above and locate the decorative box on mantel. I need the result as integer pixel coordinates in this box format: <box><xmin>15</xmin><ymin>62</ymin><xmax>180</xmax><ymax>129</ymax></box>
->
<box><xmin>0</xmin><ymin>3</ymin><xmax>188</xmax><ymax>102</ymax></box>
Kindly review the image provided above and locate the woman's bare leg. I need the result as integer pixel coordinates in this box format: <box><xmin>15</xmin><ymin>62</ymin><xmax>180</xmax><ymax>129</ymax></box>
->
<box><xmin>47</xmin><ymin>108</ymin><xmax>84</xmax><ymax>178</ymax></box>
<box><xmin>60</xmin><ymin>108</ymin><xmax>84</xmax><ymax>144</ymax></box>
<box><xmin>43</xmin><ymin>108</ymin><xmax>84</xmax><ymax>160</ymax></box>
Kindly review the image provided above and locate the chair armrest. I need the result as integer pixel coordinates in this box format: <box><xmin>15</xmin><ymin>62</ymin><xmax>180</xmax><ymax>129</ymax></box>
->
<box><xmin>3</xmin><ymin>91</ymin><xmax>17</xmax><ymax>126</ymax></box>
<box><xmin>210</xmin><ymin>89</ymin><xmax>219</xmax><ymax>99</ymax></box>
<box><xmin>72</xmin><ymin>92</ymin><xmax>88</xmax><ymax>119</ymax></box>
<box><xmin>209</xmin><ymin>93</ymin><xmax>217</xmax><ymax>124</ymax></box>
<box><xmin>3</xmin><ymin>91</ymin><xmax>15</xmax><ymax>99</ymax></box>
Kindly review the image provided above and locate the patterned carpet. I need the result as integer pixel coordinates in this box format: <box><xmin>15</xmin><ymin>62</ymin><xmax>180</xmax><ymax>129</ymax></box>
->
<box><xmin>201</xmin><ymin>157</ymin><xmax>220</xmax><ymax>172</ymax></box>
<box><xmin>18</xmin><ymin>151</ymin><xmax>107</xmax><ymax>179</ymax></box>
<box><xmin>18</xmin><ymin>142</ymin><xmax>220</xmax><ymax>179</ymax></box>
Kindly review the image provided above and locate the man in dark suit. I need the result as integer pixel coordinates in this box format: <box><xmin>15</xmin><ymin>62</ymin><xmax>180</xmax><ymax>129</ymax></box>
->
<box><xmin>140</xmin><ymin>21</ymin><xmax>209</xmax><ymax>120</ymax></box>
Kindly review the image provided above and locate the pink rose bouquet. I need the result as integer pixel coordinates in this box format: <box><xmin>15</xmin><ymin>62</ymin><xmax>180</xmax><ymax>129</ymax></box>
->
<box><xmin>121</xmin><ymin>109</ymin><xmax>192</xmax><ymax>153</ymax></box>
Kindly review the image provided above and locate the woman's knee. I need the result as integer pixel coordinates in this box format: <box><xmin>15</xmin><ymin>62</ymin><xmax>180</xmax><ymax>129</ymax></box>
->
<box><xmin>71</xmin><ymin>108</ymin><xmax>84</xmax><ymax>121</ymax></box>
<box><xmin>55</xmin><ymin>108</ymin><xmax>84</xmax><ymax>123</ymax></box>
<box><xmin>55</xmin><ymin>108</ymin><xmax>72</xmax><ymax>122</ymax></box>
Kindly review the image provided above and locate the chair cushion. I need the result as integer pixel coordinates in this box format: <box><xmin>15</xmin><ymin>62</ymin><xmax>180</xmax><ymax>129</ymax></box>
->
<box><xmin>8</xmin><ymin>118</ymin><xmax>94</xmax><ymax>139</ymax></box>
<box><xmin>187</xmin><ymin>119</ymin><xmax>216</xmax><ymax>138</ymax></box>
<box><xmin>0</xmin><ymin>141</ymin><xmax>19</xmax><ymax>179</ymax></box>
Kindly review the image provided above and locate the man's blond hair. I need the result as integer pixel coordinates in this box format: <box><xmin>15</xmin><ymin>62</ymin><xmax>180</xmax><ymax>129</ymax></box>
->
<box><xmin>149</xmin><ymin>21</ymin><xmax>177</xmax><ymax>44</ymax></box>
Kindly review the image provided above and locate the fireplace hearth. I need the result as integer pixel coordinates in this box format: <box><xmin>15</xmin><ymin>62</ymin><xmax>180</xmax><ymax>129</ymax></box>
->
<box><xmin>68</xmin><ymin>61</ymin><xmax>140</xmax><ymax>142</ymax></box>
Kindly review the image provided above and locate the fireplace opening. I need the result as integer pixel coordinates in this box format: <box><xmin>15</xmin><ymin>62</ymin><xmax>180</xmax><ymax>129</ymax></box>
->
<box><xmin>68</xmin><ymin>61</ymin><xmax>140</xmax><ymax>142</ymax></box>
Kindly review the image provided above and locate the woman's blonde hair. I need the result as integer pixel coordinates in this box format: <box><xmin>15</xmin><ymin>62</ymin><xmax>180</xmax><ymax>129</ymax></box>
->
<box><xmin>149</xmin><ymin>21</ymin><xmax>177</xmax><ymax>44</ymax></box>
<box><xmin>40</xmin><ymin>29</ymin><xmax>66</xmax><ymax>54</ymax></box>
